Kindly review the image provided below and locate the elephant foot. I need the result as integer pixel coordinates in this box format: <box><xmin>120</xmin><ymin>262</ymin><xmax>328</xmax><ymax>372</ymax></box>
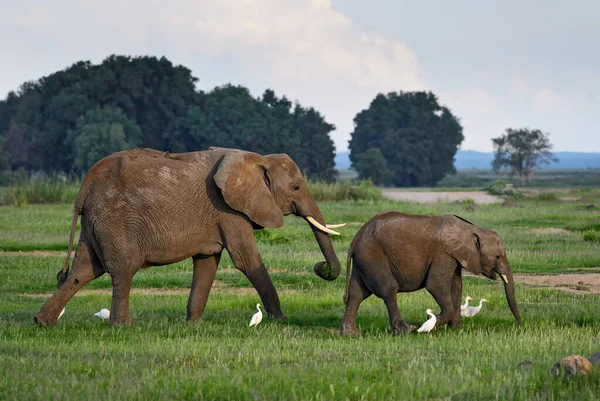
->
<box><xmin>34</xmin><ymin>312</ymin><xmax>57</xmax><ymax>327</ymax></box>
<box><xmin>268</xmin><ymin>312</ymin><xmax>288</xmax><ymax>322</ymax></box>
<box><xmin>340</xmin><ymin>324</ymin><xmax>361</xmax><ymax>337</ymax></box>
<box><xmin>392</xmin><ymin>323</ymin><xmax>416</xmax><ymax>335</ymax></box>
<box><xmin>109</xmin><ymin>316</ymin><xmax>133</xmax><ymax>326</ymax></box>
<box><xmin>449</xmin><ymin>320</ymin><xmax>461</xmax><ymax>329</ymax></box>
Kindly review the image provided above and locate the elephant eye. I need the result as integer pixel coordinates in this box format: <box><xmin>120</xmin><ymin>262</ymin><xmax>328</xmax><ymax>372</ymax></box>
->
<box><xmin>496</xmin><ymin>255</ymin><xmax>500</xmax><ymax>260</ymax></box>
<box><xmin>293</xmin><ymin>185</ymin><xmax>300</xmax><ymax>191</ymax></box>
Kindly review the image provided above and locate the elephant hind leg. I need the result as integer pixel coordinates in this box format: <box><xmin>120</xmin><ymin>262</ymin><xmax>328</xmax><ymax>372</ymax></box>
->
<box><xmin>34</xmin><ymin>239</ymin><xmax>105</xmax><ymax>327</ymax></box>
<box><xmin>449</xmin><ymin>267</ymin><xmax>462</xmax><ymax>328</ymax></box>
<box><xmin>340</xmin><ymin>269</ymin><xmax>371</xmax><ymax>336</ymax></box>
<box><xmin>383</xmin><ymin>293</ymin><xmax>416</xmax><ymax>335</ymax></box>
<box><xmin>187</xmin><ymin>253</ymin><xmax>221</xmax><ymax>321</ymax></box>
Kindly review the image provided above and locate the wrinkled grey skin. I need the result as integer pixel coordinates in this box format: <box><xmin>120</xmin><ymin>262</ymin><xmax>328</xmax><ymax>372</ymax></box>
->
<box><xmin>34</xmin><ymin>147</ymin><xmax>341</xmax><ymax>327</ymax></box>
<box><xmin>340</xmin><ymin>212</ymin><xmax>521</xmax><ymax>336</ymax></box>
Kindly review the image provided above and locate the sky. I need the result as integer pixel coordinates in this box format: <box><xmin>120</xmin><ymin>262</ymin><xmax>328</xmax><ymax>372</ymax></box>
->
<box><xmin>1</xmin><ymin>0</ymin><xmax>598</xmax><ymax>153</ymax></box>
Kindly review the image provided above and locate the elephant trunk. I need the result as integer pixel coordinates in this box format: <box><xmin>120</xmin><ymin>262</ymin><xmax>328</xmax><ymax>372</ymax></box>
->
<box><xmin>297</xmin><ymin>199</ymin><xmax>342</xmax><ymax>281</ymax></box>
<box><xmin>497</xmin><ymin>266</ymin><xmax>522</xmax><ymax>325</ymax></box>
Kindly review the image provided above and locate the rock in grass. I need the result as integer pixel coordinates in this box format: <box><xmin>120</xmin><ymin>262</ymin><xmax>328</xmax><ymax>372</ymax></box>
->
<box><xmin>550</xmin><ymin>355</ymin><xmax>593</xmax><ymax>376</ymax></box>
<box><xmin>589</xmin><ymin>352</ymin><xmax>600</xmax><ymax>368</ymax></box>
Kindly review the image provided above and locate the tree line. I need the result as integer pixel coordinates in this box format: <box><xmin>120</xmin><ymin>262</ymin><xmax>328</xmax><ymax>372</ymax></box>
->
<box><xmin>0</xmin><ymin>55</ymin><xmax>336</xmax><ymax>180</ymax></box>
<box><xmin>0</xmin><ymin>55</ymin><xmax>555</xmax><ymax>186</ymax></box>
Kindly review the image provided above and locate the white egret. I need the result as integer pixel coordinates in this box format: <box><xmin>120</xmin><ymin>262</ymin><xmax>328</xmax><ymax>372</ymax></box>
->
<box><xmin>460</xmin><ymin>296</ymin><xmax>473</xmax><ymax>311</ymax></box>
<box><xmin>94</xmin><ymin>308</ymin><xmax>110</xmax><ymax>320</ymax></box>
<box><xmin>461</xmin><ymin>298</ymin><xmax>489</xmax><ymax>317</ymax></box>
<box><xmin>249</xmin><ymin>304</ymin><xmax>263</xmax><ymax>327</ymax></box>
<box><xmin>416</xmin><ymin>309</ymin><xmax>436</xmax><ymax>334</ymax></box>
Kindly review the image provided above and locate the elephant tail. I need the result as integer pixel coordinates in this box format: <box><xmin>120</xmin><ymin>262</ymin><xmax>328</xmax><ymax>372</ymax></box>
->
<box><xmin>57</xmin><ymin>184</ymin><xmax>88</xmax><ymax>287</ymax></box>
<box><xmin>343</xmin><ymin>240</ymin><xmax>355</xmax><ymax>305</ymax></box>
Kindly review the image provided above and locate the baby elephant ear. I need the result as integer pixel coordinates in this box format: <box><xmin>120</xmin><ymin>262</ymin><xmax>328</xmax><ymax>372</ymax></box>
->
<box><xmin>214</xmin><ymin>152</ymin><xmax>284</xmax><ymax>229</ymax></box>
<box><xmin>440</xmin><ymin>216</ymin><xmax>482</xmax><ymax>275</ymax></box>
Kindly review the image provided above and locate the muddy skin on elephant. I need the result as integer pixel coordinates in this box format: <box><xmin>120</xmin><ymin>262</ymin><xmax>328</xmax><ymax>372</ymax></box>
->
<box><xmin>340</xmin><ymin>212</ymin><xmax>521</xmax><ymax>336</ymax></box>
<box><xmin>34</xmin><ymin>147</ymin><xmax>343</xmax><ymax>327</ymax></box>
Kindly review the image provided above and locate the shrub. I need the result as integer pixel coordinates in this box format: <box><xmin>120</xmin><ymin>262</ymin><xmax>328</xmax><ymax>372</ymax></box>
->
<box><xmin>254</xmin><ymin>229</ymin><xmax>290</xmax><ymax>244</ymax></box>
<box><xmin>583</xmin><ymin>231</ymin><xmax>600</xmax><ymax>243</ymax></box>
<box><xmin>533</xmin><ymin>192</ymin><xmax>559</xmax><ymax>202</ymax></box>
<box><xmin>485</xmin><ymin>180</ymin><xmax>520</xmax><ymax>197</ymax></box>
<box><xmin>308</xmin><ymin>179</ymin><xmax>383</xmax><ymax>202</ymax></box>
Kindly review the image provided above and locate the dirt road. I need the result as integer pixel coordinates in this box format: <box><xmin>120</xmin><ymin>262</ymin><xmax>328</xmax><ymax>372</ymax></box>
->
<box><xmin>381</xmin><ymin>190</ymin><xmax>501</xmax><ymax>205</ymax></box>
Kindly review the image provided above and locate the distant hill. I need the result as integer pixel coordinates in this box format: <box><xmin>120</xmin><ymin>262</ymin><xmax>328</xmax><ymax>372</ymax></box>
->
<box><xmin>334</xmin><ymin>151</ymin><xmax>600</xmax><ymax>170</ymax></box>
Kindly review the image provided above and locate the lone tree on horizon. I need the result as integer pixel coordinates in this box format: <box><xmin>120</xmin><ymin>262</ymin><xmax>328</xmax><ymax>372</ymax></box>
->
<box><xmin>491</xmin><ymin>128</ymin><xmax>558</xmax><ymax>186</ymax></box>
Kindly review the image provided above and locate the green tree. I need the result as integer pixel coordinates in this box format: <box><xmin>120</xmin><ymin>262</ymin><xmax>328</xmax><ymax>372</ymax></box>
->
<box><xmin>349</xmin><ymin>91</ymin><xmax>463</xmax><ymax>187</ymax></box>
<box><xmin>0</xmin><ymin>56</ymin><xmax>336</xmax><ymax>179</ymax></box>
<box><xmin>0</xmin><ymin>136</ymin><xmax>10</xmax><ymax>171</ymax></box>
<box><xmin>72</xmin><ymin>106</ymin><xmax>141</xmax><ymax>172</ymax></box>
<box><xmin>492</xmin><ymin>128</ymin><xmax>558</xmax><ymax>186</ymax></box>
<box><xmin>353</xmin><ymin>148</ymin><xmax>391</xmax><ymax>185</ymax></box>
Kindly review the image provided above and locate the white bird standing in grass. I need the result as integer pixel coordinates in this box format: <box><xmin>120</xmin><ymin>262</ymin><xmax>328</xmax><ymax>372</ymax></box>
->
<box><xmin>461</xmin><ymin>298</ymin><xmax>489</xmax><ymax>317</ymax></box>
<box><xmin>417</xmin><ymin>309</ymin><xmax>436</xmax><ymax>334</ymax></box>
<box><xmin>460</xmin><ymin>296</ymin><xmax>473</xmax><ymax>311</ymax></box>
<box><xmin>94</xmin><ymin>308</ymin><xmax>110</xmax><ymax>320</ymax></box>
<box><xmin>249</xmin><ymin>304</ymin><xmax>263</xmax><ymax>327</ymax></box>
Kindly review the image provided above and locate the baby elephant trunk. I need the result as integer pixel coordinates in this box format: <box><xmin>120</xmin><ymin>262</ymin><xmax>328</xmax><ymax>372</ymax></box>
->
<box><xmin>497</xmin><ymin>267</ymin><xmax>522</xmax><ymax>325</ymax></box>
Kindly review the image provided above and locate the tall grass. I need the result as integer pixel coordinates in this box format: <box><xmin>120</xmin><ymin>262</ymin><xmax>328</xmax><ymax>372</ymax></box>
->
<box><xmin>0</xmin><ymin>173</ymin><xmax>80</xmax><ymax>206</ymax></box>
<box><xmin>0</xmin><ymin>175</ymin><xmax>382</xmax><ymax>206</ymax></box>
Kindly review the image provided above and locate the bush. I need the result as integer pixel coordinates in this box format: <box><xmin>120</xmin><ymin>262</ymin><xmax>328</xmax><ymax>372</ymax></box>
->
<box><xmin>308</xmin><ymin>179</ymin><xmax>383</xmax><ymax>202</ymax></box>
<box><xmin>254</xmin><ymin>229</ymin><xmax>290</xmax><ymax>244</ymax></box>
<box><xmin>485</xmin><ymin>180</ymin><xmax>520</xmax><ymax>197</ymax></box>
<box><xmin>533</xmin><ymin>192</ymin><xmax>559</xmax><ymax>202</ymax></box>
<box><xmin>583</xmin><ymin>231</ymin><xmax>600</xmax><ymax>243</ymax></box>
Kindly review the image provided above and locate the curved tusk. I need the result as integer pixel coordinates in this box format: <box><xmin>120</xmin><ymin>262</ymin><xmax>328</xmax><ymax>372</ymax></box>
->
<box><xmin>501</xmin><ymin>274</ymin><xmax>509</xmax><ymax>283</ymax></box>
<box><xmin>306</xmin><ymin>216</ymin><xmax>341</xmax><ymax>236</ymax></box>
<box><xmin>325</xmin><ymin>223</ymin><xmax>346</xmax><ymax>229</ymax></box>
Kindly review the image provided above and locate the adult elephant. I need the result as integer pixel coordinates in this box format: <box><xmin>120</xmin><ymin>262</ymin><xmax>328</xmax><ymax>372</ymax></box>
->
<box><xmin>34</xmin><ymin>147</ymin><xmax>344</xmax><ymax>326</ymax></box>
<box><xmin>340</xmin><ymin>212</ymin><xmax>521</xmax><ymax>336</ymax></box>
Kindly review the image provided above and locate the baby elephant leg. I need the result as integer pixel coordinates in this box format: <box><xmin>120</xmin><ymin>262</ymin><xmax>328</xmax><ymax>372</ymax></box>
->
<box><xmin>383</xmin><ymin>292</ymin><xmax>416</xmax><ymax>334</ymax></box>
<box><xmin>340</xmin><ymin>270</ymin><xmax>371</xmax><ymax>336</ymax></box>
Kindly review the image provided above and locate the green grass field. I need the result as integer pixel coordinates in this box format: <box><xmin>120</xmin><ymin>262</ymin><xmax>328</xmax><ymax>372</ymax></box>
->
<box><xmin>1</xmin><ymin>189</ymin><xmax>599</xmax><ymax>400</ymax></box>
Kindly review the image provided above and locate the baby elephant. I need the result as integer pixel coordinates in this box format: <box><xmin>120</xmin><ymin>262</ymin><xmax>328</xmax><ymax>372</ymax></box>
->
<box><xmin>340</xmin><ymin>212</ymin><xmax>521</xmax><ymax>336</ymax></box>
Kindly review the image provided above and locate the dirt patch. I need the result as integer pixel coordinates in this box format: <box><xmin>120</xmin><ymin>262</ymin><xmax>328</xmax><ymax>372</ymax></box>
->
<box><xmin>516</xmin><ymin>273</ymin><xmax>600</xmax><ymax>294</ymax></box>
<box><xmin>381</xmin><ymin>191</ymin><xmax>501</xmax><ymax>205</ymax></box>
<box><xmin>463</xmin><ymin>272</ymin><xmax>600</xmax><ymax>294</ymax></box>
<box><xmin>1</xmin><ymin>250</ymin><xmax>64</xmax><ymax>257</ymax></box>
<box><xmin>530</xmin><ymin>228</ymin><xmax>571</xmax><ymax>235</ymax></box>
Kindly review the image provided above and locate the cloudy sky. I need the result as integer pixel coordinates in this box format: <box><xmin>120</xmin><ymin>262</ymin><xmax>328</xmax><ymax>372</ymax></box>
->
<box><xmin>1</xmin><ymin>0</ymin><xmax>598</xmax><ymax>153</ymax></box>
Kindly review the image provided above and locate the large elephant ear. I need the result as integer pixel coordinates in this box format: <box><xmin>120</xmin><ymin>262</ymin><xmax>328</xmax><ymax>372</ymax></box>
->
<box><xmin>440</xmin><ymin>215</ymin><xmax>482</xmax><ymax>274</ymax></box>
<box><xmin>214</xmin><ymin>152</ymin><xmax>284</xmax><ymax>229</ymax></box>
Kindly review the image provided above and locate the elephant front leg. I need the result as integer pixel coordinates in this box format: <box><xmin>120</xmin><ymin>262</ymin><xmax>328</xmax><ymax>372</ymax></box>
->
<box><xmin>450</xmin><ymin>267</ymin><xmax>462</xmax><ymax>328</ymax></box>
<box><xmin>109</xmin><ymin>272</ymin><xmax>135</xmax><ymax>325</ymax></box>
<box><xmin>227</xmin><ymin>239</ymin><xmax>287</xmax><ymax>321</ymax></box>
<box><xmin>187</xmin><ymin>254</ymin><xmax>221</xmax><ymax>321</ymax></box>
<box><xmin>425</xmin><ymin>270</ymin><xmax>456</xmax><ymax>328</ymax></box>
<box><xmin>384</xmin><ymin>293</ymin><xmax>416</xmax><ymax>335</ymax></box>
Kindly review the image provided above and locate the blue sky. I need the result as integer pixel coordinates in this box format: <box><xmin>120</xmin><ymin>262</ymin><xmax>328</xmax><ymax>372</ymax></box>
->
<box><xmin>1</xmin><ymin>0</ymin><xmax>598</xmax><ymax>153</ymax></box>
